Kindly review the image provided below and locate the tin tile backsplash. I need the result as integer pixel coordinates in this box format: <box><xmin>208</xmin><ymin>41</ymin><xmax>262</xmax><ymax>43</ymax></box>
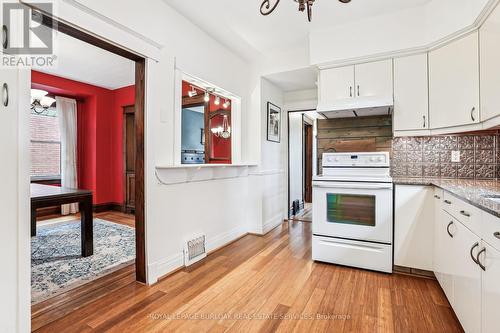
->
<box><xmin>392</xmin><ymin>133</ymin><xmax>500</xmax><ymax>180</ymax></box>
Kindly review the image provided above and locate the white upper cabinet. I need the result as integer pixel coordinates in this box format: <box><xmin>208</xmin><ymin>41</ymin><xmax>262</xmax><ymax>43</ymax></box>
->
<box><xmin>354</xmin><ymin>59</ymin><xmax>393</xmax><ymax>101</ymax></box>
<box><xmin>393</xmin><ymin>54</ymin><xmax>429</xmax><ymax>131</ymax></box>
<box><xmin>317</xmin><ymin>59</ymin><xmax>393</xmax><ymax>112</ymax></box>
<box><xmin>318</xmin><ymin>65</ymin><xmax>354</xmax><ymax>106</ymax></box>
<box><xmin>480</xmin><ymin>3</ymin><xmax>500</xmax><ymax>122</ymax></box>
<box><xmin>429</xmin><ymin>31</ymin><xmax>480</xmax><ymax>129</ymax></box>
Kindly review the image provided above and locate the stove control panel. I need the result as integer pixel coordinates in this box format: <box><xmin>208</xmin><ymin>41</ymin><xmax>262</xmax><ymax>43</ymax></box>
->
<box><xmin>322</xmin><ymin>152</ymin><xmax>390</xmax><ymax>167</ymax></box>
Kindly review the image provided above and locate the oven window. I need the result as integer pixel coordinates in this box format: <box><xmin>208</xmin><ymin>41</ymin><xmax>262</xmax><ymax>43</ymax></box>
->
<box><xmin>326</xmin><ymin>193</ymin><xmax>376</xmax><ymax>226</ymax></box>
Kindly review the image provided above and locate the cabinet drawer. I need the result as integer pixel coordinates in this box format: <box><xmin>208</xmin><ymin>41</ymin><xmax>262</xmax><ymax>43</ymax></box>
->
<box><xmin>482</xmin><ymin>212</ymin><xmax>500</xmax><ymax>252</ymax></box>
<box><xmin>442</xmin><ymin>192</ymin><xmax>481</xmax><ymax>235</ymax></box>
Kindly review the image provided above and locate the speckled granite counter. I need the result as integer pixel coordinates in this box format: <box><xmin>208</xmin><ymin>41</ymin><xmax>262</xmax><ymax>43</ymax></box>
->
<box><xmin>393</xmin><ymin>178</ymin><xmax>500</xmax><ymax>218</ymax></box>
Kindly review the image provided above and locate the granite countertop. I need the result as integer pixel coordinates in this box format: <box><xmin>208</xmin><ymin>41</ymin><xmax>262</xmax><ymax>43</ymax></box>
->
<box><xmin>393</xmin><ymin>177</ymin><xmax>500</xmax><ymax>218</ymax></box>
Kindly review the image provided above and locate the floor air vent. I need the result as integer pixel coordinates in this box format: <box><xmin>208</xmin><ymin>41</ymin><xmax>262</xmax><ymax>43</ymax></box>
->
<box><xmin>184</xmin><ymin>234</ymin><xmax>207</xmax><ymax>266</ymax></box>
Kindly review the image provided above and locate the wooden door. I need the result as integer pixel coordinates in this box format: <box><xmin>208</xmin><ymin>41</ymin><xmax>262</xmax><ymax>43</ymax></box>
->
<box><xmin>123</xmin><ymin>106</ymin><xmax>136</xmax><ymax>212</ymax></box>
<box><xmin>303</xmin><ymin>122</ymin><xmax>313</xmax><ymax>203</ymax></box>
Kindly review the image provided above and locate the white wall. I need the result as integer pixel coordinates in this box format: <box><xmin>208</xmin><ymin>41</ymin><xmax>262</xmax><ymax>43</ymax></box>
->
<box><xmin>43</xmin><ymin>0</ymin><xmax>285</xmax><ymax>285</ymax></box>
<box><xmin>247</xmin><ymin>78</ymin><xmax>287</xmax><ymax>234</ymax></box>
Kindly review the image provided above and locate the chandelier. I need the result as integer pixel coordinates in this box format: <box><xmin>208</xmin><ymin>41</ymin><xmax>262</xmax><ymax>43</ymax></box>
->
<box><xmin>31</xmin><ymin>89</ymin><xmax>56</xmax><ymax>114</ymax></box>
<box><xmin>260</xmin><ymin>0</ymin><xmax>352</xmax><ymax>22</ymax></box>
<box><xmin>211</xmin><ymin>115</ymin><xmax>231</xmax><ymax>139</ymax></box>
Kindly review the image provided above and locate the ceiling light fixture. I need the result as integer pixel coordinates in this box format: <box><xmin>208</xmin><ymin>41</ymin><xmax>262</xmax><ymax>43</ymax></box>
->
<box><xmin>214</xmin><ymin>95</ymin><xmax>221</xmax><ymax>106</ymax></box>
<box><xmin>204</xmin><ymin>91</ymin><xmax>210</xmax><ymax>102</ymax></box>
<box><xmin>223</xmin><ymin>99</ymin><xmax>230</xmax><ymax>109</ymax></box>
<box><xmin>260</xmin><ymin>0</ymin><xmax>351</xmax><ymax>22</ymax></box>
<box><xmin>188</xmin><ymin>85</ymin><xmax>198</xmax><ymax>97</ymax></box>
<box><xmin>211</xmin><ymin>114</ymin><xmax>231</xmax><ymax>139</ymax></box>
<box><xmin>31</xmin><ymin>89</ymin><xmax>56</xmax><ymax>114</ymax></box>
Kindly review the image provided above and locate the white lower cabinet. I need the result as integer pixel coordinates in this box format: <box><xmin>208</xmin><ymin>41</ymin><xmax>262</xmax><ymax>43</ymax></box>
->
<box><xmin>432</xmin><ymin>192</ymin><xmax>500</xmax><ymax>333</ymax></box>
<box><xmin>435</xmin><ymin>209</ymin><xmax>455</xmax><ymax>303</ymax></box>
<box><xmin>481</xmin><ymin>242</ymin><xmax>500</xmax><ymax>333</ymax></box>
<box><xmin>452</xmin><ymin>219</ymin><xmax>482</xmax><ymax>333</ymax></box>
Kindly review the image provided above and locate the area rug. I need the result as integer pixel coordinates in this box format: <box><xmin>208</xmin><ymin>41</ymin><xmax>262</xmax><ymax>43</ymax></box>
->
<box><xmin>31</xmin><ymin>218</ymin><xmax>135</xmax><ymax>304</ymax></box>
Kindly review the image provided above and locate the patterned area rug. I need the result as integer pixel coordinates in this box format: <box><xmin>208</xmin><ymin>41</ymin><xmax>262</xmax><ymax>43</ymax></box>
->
<box><xmin>31</xmin><ymin>218</ymin><xmax>135</xmax><ymax>304</ymax></box>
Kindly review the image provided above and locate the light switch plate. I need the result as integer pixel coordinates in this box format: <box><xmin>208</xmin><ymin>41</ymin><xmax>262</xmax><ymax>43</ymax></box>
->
<box><xmin>451</xmin><ymin>151</ymin><xmax>460</xmax><ymax>163</ymax></box>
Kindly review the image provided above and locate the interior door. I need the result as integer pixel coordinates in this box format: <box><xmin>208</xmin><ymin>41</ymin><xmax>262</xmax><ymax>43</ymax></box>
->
<box><xmin>0</xmin><ymin>66</ymin><xmax>30</xmax><ymax>331</ymax></box>
<box><xmin>123</xmin><ymin>105</ymin><xmax>135</xmax><ymax>212</ymax></box>
<box><xmin>303</xmin><ymin>122</ymin><xmax>313</xmax><ymax>203</ymax></box>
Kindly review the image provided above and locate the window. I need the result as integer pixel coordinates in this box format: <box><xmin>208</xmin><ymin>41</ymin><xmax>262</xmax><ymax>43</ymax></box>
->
<box><xmin>30</xmin><ymin>108</ymin><xmax>61</xmax><ymax>179</ymax></box>
<box><xmin>181</xmin><ymin>80</ymin><xmax>232</xmax><ymax>165</ymax></box>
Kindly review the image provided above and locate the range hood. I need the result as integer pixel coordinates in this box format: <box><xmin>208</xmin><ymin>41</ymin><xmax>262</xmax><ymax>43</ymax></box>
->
<box><xmin>316</xmin><ymin>96</ymin><xmax>394</xmax><ymax>119</ymax></box>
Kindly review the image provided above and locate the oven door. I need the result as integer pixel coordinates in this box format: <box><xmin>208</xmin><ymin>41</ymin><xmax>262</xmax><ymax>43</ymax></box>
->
<box><xmin>312</xmin><ymin>181</ymin><xmax>393</xmax><ymax>243</ymax></box>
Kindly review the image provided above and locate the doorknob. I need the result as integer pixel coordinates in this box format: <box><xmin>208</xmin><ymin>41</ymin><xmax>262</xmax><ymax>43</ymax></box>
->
<box><xmin>2</xmin><ymin>83</ymin><xmax>8</xmax><ymax>107</ymax></box>
<box><xmin>2</xmin><ymin>25</ymin><xmax>7</xmax><ymax>50</ymax></box>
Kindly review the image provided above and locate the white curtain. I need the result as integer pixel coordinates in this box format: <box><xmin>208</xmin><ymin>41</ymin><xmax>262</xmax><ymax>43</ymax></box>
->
<box><xmin>57</xmin><ymin>96</ymin><xmax>79</xmax><ymax>215</ymax></box>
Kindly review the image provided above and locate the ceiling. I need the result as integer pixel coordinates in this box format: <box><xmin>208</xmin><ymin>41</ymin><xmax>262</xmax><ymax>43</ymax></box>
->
<box><xmin>265</xmin><ymin>67</ymin><xmax>318</xmax><ymax>92</ymax></box>
<box><xmin>33</xmin><ymin>29</ymin><xmax>135</xmax><ymax>90</ymax></box>
<box><xmin>162</xmin><ymin>0</ymin><xmax>432</xmax><ymax>62</ymax></box>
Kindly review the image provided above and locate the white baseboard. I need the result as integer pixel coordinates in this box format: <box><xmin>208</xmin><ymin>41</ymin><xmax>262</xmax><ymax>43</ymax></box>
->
<box><xmin>206</xmin><ymin>225</ymin><xmax>247</xmax><ymax>253</ymax></box>
<box><xmin>262</xmin><ymin>213</ymin><xmax>285</xmax><ymax>234</ymax></box>
<box><xmin>147</xmin><ymin>252</ymin><xmax>183</xmax><ymax>285</ymax></box>
<box><xmin>147</xmin><ymin>225</ymin><xmax>247</xmax><ymax>284</ymax></box>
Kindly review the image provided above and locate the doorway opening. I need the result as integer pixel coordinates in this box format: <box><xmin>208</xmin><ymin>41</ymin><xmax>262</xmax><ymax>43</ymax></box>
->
<box><xmin>28</xmin><ymin>6</ymin><xmax>146</xmax><ymax>319</ymax></box>
<box><xmin>287</xmin><ymin>110</ymin><xmax>324</xmax><ymax>222</ymax></box>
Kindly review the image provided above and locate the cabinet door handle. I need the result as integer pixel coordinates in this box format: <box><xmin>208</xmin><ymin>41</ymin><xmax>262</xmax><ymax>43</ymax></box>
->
<box><xmin>423</xmin><ymin>115</ymin><xmax>426</xmax><ymax>128</ymax></box>
<box><xmin>349</xmin><ymin>86</ymin><xmax>352</xmax><ymax>97</ymax></box>
<box><xmin>460</xmin><ymin>210</ymin><xmax>471</xmax><ymax>217</ymax></box>
<box><xmin>444</xmin><ymin>200</ymin><xmax>452</xmax><ymax>205</ymax></box>
<box><xmin>2</xmin><ymin>83</ymin><xmax>8</xmax><ymax>107</ymax></box>
<box><xmin>434</xmin><ymin>195</ymin><xmax>441</xmax><ymax>199</ymax></box>
<box><xmin>471</xmin><ymin>107</ymin><xmax>476</xmax><ymax>122</ymax></box>
<box><xmin>477</xmin><ymin>247</ymin><xmax>486</xmax><ymax>271</ymax></box>
<box><xmin>494</xmin><ymin>232</ymin><xmax>500</xmax><ymax>240</ymax></box>
<box><xmin>357</xmin><ymin>85</ymin><xmax>360</xmax><ymax>97</ymax></box>
<box><xmin>2</xmin><ymin>25</ymin><xmax>7</xmax><ymax>50</ymax></box>
<box><xmin>447</xmin><ymin>221</ymin><xmax>454</xmax><ymax>238</ymax></box>
<box><xmin>470</xmin><ymin>242</ymin><xmax>479</xmax><ymax>264</ymax></box>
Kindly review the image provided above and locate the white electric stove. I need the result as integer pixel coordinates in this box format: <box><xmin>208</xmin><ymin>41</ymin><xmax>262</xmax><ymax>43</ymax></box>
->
<box><xmin>312</xmin><ymin>152</ymin><xmax>393</xmax><ymax>273</ymax></box>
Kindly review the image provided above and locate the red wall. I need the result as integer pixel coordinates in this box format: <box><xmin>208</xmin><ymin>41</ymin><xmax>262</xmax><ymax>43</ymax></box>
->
<box><xmin>182</xmin><ymin>81</ymin><xmax>231</xmax><ymax>164</ymax></box>
<box><xmin>31</xmin><ymin>70</ymin><xmax>135</xmax><ymax>205</ymax></box>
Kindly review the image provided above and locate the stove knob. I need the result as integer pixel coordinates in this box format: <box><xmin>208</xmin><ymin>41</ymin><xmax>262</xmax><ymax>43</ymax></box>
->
<box><xmin>327</xmin><ymin>157</ymin><xmax>333</xmax><ymax>162</ymax></box>
<box><xmin>377</xmin><ymin>157</ymin><xmax>384</xmax><ymax>162</ymax></box>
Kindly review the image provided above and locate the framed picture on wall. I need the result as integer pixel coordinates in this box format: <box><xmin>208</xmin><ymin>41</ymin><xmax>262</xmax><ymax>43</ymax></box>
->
<box><xmin>266</xmin><ymin>102</ymin><xmax>281</xmax><ymax>143</ymax></box>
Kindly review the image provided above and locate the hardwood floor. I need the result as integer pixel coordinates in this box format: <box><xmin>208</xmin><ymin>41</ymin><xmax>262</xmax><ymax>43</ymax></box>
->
<box><xmin>32</xmin><ymin>221</ymin><xmax>463</xmax><ymax>332</ymax></box>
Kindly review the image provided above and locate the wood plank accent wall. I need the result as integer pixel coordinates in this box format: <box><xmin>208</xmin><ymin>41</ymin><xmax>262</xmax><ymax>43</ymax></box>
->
<box><xmin>317</xmin><ymin>115</ymin><xmax>393</xmax><ymax>174</ymax></box>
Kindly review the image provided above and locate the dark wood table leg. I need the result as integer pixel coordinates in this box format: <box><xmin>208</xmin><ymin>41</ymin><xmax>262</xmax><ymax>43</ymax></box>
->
<box><xmin>80</xmin><ymin>195</ymin><xmax>94</xmax><ymax>257</ymax></box>
<box><xmin>31</xmin><ymin>205</ymin><xmax>37</xmax><ymax>237</ymax></box>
